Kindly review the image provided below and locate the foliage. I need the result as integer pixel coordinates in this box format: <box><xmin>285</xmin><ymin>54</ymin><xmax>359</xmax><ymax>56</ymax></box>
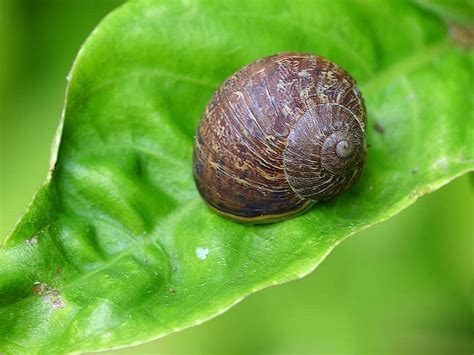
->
<box><xmin>0</xmin><ymin>0</ymin><xmax>472</xmax><ymax>353</ymax></box>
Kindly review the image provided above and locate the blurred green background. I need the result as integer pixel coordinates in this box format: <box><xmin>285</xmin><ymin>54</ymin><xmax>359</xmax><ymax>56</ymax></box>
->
<box><xmin>0</xmin><ymin>1</ymin><xmax>472</xmax><ymax>354</ymax></box>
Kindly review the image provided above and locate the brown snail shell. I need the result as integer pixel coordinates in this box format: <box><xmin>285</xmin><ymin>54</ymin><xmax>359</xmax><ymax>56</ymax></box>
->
<box><xmin>193</xmin><ymin>52</ymin><xmax>367</xmax><ymax>223</ymax></box>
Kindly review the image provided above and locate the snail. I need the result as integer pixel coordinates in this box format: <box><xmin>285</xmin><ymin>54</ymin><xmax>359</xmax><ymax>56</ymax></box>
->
<box><xmin>192</xmin><ymin>52</ymin><xmax>367</xmax><ymax>223</ymax></box>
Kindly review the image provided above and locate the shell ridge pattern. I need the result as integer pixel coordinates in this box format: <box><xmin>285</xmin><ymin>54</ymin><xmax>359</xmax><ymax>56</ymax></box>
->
<box><xmin>193</xmin><ymin>52</ymin><xmax>367</xmax><ymax>222</ymax></box>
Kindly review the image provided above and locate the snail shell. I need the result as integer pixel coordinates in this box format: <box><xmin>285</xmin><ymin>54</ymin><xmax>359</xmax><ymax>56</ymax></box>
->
<box><xmin>193</xmin><ymin>52</ymin><xmax>367</xmax><ymax>223</ymax></box>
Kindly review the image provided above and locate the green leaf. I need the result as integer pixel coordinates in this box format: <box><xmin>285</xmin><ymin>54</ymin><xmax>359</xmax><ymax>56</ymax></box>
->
<box><xmin>1</xmin><ymin>0</ymin><xmax>472</xmax><ymax>352</ymax></box>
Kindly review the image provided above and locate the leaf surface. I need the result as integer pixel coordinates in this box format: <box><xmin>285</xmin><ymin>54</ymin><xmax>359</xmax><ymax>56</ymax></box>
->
<box><xmin>0</xmin><ymin>0</ymin><xmax>473</xmax><ymax>352</ymax></box>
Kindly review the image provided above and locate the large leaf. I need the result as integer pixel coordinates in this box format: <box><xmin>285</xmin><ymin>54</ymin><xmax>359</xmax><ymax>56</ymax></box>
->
<box><xmin>0</xmin><ymin>0</ymin><xmax>472</xmax><ymax>352</ymax></box>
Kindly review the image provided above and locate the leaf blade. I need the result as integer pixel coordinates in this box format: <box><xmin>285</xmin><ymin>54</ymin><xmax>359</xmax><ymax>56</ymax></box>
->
<box><xmin>1</xmin><ymin>0</ymin><xmax>473</xmax><ymax>353</ymax></box>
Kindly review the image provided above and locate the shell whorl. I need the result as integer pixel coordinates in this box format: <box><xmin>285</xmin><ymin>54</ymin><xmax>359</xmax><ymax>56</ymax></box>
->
<box><xmin>283</xmin><ymin>103</ymin><xmax>366</xmax><ymax>201</ymax></box>
<box><xmin>192</xmin><ymin>52</ymin><xmax>367</xmax><ymax>223</ymax></box>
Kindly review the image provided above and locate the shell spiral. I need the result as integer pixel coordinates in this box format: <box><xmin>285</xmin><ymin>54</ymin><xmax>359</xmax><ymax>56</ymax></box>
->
<box><xmin>193</xmin><ymin>52</ymin><xmax>367</xmax><ymax>223</ymax></box>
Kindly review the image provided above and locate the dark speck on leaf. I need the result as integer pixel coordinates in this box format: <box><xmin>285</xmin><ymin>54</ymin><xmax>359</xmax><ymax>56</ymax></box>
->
<box><xmin>374</xmin><ymin>122</ymin><xmax>385</xmax><ymax>134</ymax></box>
<box><xmin>32</xmin><ymin>281</ymin><xmax>49</xmax><ymax>295</ymax></box>
<box><xmin>26</xmin><ymin>235</ymin><xmax>38</xmax><ymax>246</ymax></box>
<box><xmin>169</xmin><ymin>288</ymin><xmax>176</xmax><ymax>294</ymax></box>
<box><xmin>47</xmin><ymin>290</ymin><xmax>65</xmax><ymax>309</ymax></box>
<box><xmin>32</xmin><ymin>281</ymin><xmax>65</xmax><ymax>309</ymax></box>
<box><xmin>448</xmin><ymin>22</ymin><xmax>474</xmax><ymax>48</ymax></box>
<box><xmin>411</xmin><ymin>167</ymin><xmax>418</xmax><ymax>174</ymax></box>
